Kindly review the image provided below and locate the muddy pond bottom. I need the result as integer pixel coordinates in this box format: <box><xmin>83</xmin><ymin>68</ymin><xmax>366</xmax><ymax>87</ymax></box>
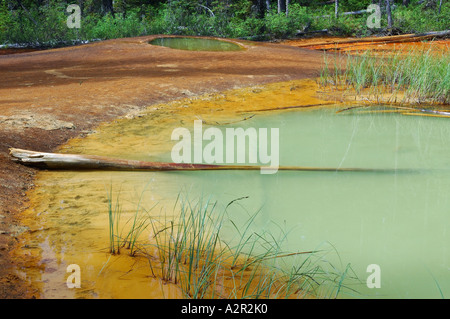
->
<box><xmin>18</xmin><ymin>87</ymin><xmax>450</xmax><ymax>298</ymax></box>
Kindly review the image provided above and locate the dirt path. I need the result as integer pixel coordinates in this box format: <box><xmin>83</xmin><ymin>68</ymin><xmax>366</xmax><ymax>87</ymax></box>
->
<box><xmin>0</xmin><ymin>35</ymin><xmax>326</xmax><ymax>298</ymax></box>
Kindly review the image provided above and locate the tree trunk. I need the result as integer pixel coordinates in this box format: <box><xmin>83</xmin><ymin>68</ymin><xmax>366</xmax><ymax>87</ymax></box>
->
<box><xmin>402</xmin><ymin>0</ymin><xmax>410</xmax><ymax>6</ymax></box>
<box><xmin>285</xmin><ymin>0</ymin><xmax>289</xmax><ymax>16</ymax></box>
<box><xmin>386</xmin><ymin>0</ymin><xmax>393</xmax><ymax>34</ymax></box>
<box><xmin>78</xmin><ymin>0</ymin><xmax>84</xmax><ymax>15</ymax></box>
<box><xmin>257</xmin><ymin>0</ymin><xmax>265</xmax><ymax>17</ymax></box>
<box><xmin>335</xmin><ymin>0</ymin><xmax>339</xmax><ymax>18</ymax></box>
<box><xmin>438</xmin><ymin>0</ymin><xmax>443</xmax><ymax>14</ymax></box>
<box><xmin>101</xmin><ymin>0</ymin><xmax>114</xmax><ymax>16</ymax></box>
<box><xmin>265</xmin><ymin>0</ymin><xmax>270</xmax><ymax>12</ymax></box>
<box><xmin>277</xmin><ymin>0</ymin><xmax>286</xmax><ymax>14</ymax></box>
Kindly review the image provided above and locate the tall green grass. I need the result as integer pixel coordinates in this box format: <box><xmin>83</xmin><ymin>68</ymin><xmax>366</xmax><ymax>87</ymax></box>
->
<box><xmin>106</xmin><ymin>191</ymin><xmax>357</xmax><ymax>299</ymax></box>
<box><xmin>319</xmin><ymin>48</ymin><xmax>450</xmax><ymax>105</ymax></box>
<box><xmin>106</xmin><ymin>185</ymin><xmax>122</xmax><ymax>255</ymax></box>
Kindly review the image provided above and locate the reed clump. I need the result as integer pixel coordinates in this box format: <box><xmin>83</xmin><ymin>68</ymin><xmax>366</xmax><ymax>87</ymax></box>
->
<box><xmin>319</xmin><ymin>47</ymin><xmax>449</xmax><ymax>106</ymax></box>
<box><xmin>106</xmin><ymin>192</ymin><xmax>355</xmax><ymax>299</ymax></box>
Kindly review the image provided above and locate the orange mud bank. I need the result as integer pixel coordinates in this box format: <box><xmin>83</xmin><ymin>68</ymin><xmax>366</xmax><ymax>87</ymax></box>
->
<box><xmin>282</xmin><ymin>35</ymin><xmax>450</xmax><ymax>54</ymax></box>
<box><xmin>0</xmin><ymin>35</ymin><xmax>326</xmax><ymax>298</ymax></box>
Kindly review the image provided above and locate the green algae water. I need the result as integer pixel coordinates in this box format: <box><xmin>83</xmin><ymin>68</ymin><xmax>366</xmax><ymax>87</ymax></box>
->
<box><xmin>149</xmin><ymin>37</ymin><xmax>243</xmax><ymax>51</ymax></box>
<box><xmin>20</xmin><ymin>91</ymin><xmax>450</xmax><ymax>298</ymax></box>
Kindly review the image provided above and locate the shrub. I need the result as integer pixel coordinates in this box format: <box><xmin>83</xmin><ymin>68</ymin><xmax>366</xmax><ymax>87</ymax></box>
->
<box><xmin>264</xmin><ymin>4</ymin><xmax>311</xmax><ymax>38</ymax></box>
<box><xmin>393</xmin><ymin>1</ymin><xmax>450</xmax><ymax>33</ymax></box>
<box><xmin>0</xmin><ymin>0</ymin><xmax>10</xmax><ymax>43</ymax></box>
<box><xmin>229</xmin><ymin>15</ymin><xmax>265</xmax><ymax>38</ymax></box>
<box><xmin>86</xmin><ymin>10</ymin><xmax>148</xmax><ymax>40</ymax></box>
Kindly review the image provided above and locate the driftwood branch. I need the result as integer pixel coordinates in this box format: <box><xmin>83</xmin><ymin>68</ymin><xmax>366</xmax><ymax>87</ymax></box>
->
<box><xmin>9</xmin><ymin>148</ymin><xmax>402</xmax><ymax>173</ymax></box>
<box><xmin>197</xmin><ymin>4</ymin><xmax>215</xmax><ymax>17</ymax></box>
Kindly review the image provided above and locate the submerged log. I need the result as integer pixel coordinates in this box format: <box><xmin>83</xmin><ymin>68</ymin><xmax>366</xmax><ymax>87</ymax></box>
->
<box><xmin>9</xmin><ymin>148</ymin><xmax>399</xmax><ymax>173</ymax></box>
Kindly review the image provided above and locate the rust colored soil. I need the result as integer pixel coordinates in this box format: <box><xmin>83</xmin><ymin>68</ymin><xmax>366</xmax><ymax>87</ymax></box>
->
<box><xmin>0</xmin><ymin>35</ymin><xmax>325</xmax><ymax>298</ymax></box>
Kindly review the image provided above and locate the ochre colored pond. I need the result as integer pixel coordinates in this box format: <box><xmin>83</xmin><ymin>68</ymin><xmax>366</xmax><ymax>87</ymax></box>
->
<box><xmin>15</xmin><ymin>76</ymin><xmax>450</xmax><ymax>299</ymax></box>
<box><xmin>16</xmin><ymin>79</ymin><xmax>331</xmax><ymax>299</ymax></box>
<box><xmin>149</xmin><ymin>37</ymin><xmax>243</xmax><ymax>51</ymax></box>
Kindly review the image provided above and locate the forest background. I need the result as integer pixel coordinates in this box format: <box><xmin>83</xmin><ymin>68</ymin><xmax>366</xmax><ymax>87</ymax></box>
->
<box><xmin>0</xmin><ymin>0</ymin><xmax>448</xmax><ymax>47</ymax></box>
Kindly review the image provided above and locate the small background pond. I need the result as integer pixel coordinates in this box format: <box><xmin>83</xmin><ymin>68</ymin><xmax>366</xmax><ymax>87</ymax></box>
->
<box><xmin>149</xmin><ymin>37</ymin><xmax>243</xmax><ymax>51</ymax></box>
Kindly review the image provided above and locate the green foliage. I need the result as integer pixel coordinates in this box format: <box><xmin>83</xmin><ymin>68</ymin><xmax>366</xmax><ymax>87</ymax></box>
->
<box><xmin>393</xmin><ymin>1</ymin><xmax>450</xmax><ymax>33</ymax></box>
<box><xmin>4</xmin><ymin>2</ymin><xmax>76</xmax><ymax>45</ymax></box>
<box><xmin>264</xmin><ymin>5</ymin><xmax>311</xmax><ymax>38</ymax></box>
<box><xmin>335</xmin><ymin>15</ymin><xmax>369</xmax><ymax>36</ymax></box>
<box><xmin>0</xmin><ymin>1</ymin><xmax>448</xmax><ymax>46</ymax></box>
<box><xmin>229</xmin><ymin>15</ymin><xmax>265</xmax><ymax>38</ymax></box>
<box><xmin>0</xmin><ymin>0</ymin><xmax>10</xmax><ymax>43</ymax></box>
<box><xmin>264</xmin><ymin>12</ymin><xmax>291</xmax><ymax>38</ymax></box>
<box><xmin>341</xmin><ymin>0</ymin><xmax>373</xmax><ymax>11</ymax></box>
<box><xmin>84</xmin><ymin>10</ymin><xmax>148</xmax><ymax>40</ymax></box>
<box><xmin>309</xmin><ymin>5</ymin><xmax>372</xmax><ymax>37</ymax></box>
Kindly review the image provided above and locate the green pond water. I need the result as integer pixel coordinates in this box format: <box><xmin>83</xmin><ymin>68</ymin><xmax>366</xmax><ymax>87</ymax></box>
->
<box><xmin>149</xmin><ymin>37</ymin><xmax>243</xmax><ymax>51</ymax></box>
<box><xmin>152</xmin><ymin>108</ymin><xmax>450</xmax><ymax>298</ymax></box>
<box><xmin>28</xmin><ymin>106</ymin><xmax>450</xmax><ymax>298</ymax></box>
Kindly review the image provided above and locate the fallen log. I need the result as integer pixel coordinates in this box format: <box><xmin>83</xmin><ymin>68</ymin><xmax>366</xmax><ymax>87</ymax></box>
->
<box><xmin>9</xmin><ymin>148</ymin><xmax>402</xmax><ymax>173</ymax></box>
<box><xmin>295</xmin><ymin>29</ymin><xmax>329</xmax><ymax>36</ymax></box>
<box><xmin>318</xmin><ymin>9</ymin><xmax>370</xmax><ymax>18</ymax></box>
<box><xmin>337</xmin><ymin>105</ymin><xmax>450</xmax><ymax>117</ymax></box>
<box><xmin>244</xmin><ymin>102</ymin><xmax>336</xmax><ymax>113</ymax></box>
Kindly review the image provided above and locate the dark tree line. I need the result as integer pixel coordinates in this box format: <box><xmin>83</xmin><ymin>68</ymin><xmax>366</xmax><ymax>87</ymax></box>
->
<box><xmin>5</xmin><ymin>0</ymin><xmax>446</xmax><ymax>16</ymax></box>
